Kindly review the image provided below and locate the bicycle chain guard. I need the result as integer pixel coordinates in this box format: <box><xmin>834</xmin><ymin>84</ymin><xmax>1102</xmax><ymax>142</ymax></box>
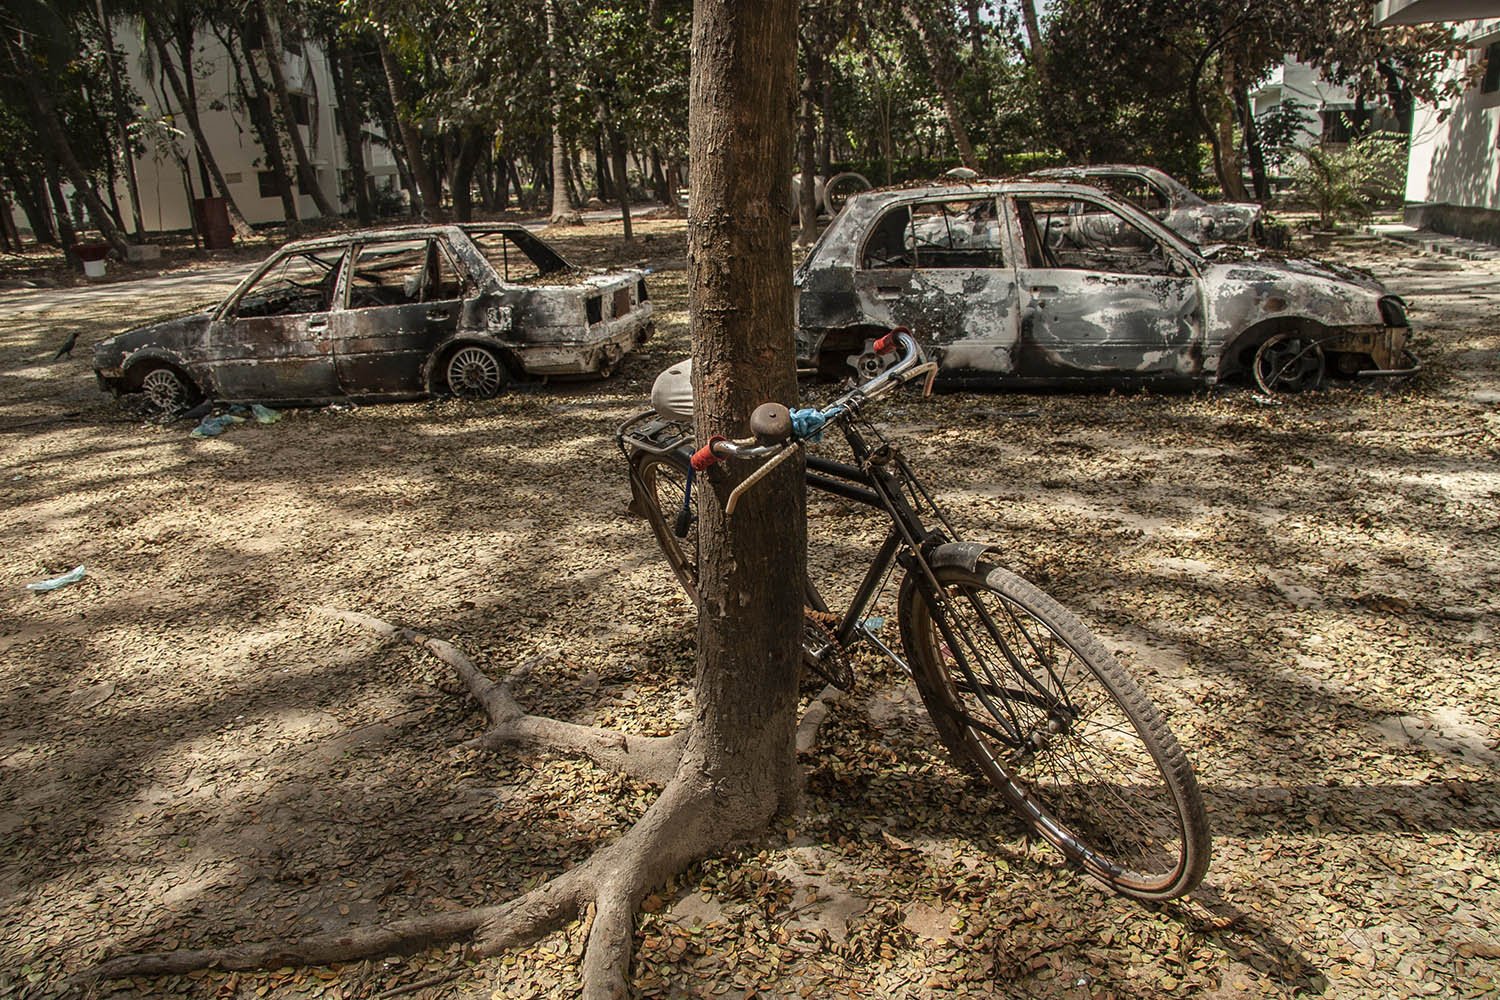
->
<box><xmin>803</xmin><ymin>608</ymin><xmax>854</xmax><ymax>691</ymax></box>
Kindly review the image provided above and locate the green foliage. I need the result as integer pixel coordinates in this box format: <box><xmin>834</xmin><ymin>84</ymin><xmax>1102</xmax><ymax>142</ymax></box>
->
<box><xmin>1254</xmin><ymin>97</ymin><xmax>1313</xmax><ymax>172</ymax></box>
<box><xmin>1287</xmin><ymin>130</ymin><xmax>1406</xmax><ymax>228</ymax></box>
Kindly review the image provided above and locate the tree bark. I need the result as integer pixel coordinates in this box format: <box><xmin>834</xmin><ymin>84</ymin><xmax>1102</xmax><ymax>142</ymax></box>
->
<box><xmin>330</xmin><ymin>41</ymin><xmax>373</xmax><ymax>224</ymax></box>
<box><xmin>901</xmin><ymin>2</ymin><xmax>976</xmax><ymax>169</ymax></box>
<box><xmin>1236</xmin><ymin>82</ymin><xmax>1268</xmax><ymax>201</ymax></box>
<box><xmin>18</xmin><ymin>69</ymin><xmax>129</xmax><ymax>257</ymax></box>
<box><xmin>545</xmin><ymin>0</ymin><xmax>577</xmax><ymax>224</ymax></box>
<box><xmin>228</xmin><ymin>27</ymin><xmax>301</xmax><ymax>232</ymax></box>
<box><xmin>255</xmin><ymin>3</ymin><xmax>337</xmax><ymax>218</ymax></box>
<box><xmin>796</xmin><ymin>32</ymin><xmax>821</xmax><ymax>245</ymax></box>
<box><xmin>1215</xmin><ymin>46</ymin><xmax>1248</xmax><ymax>200</ymax></box>
<box><xmin>95</xmin><ymin>0</ymin><xmax>144</xmax><ymax>237</ymax></box>
<box><xmin>451</xmin><ymin>126</ymin><xmax>484</xmax><ymax>222</ymax></box>
<box><xmin>43</xmin><ymin>162</ymin><xmax>80</xmax><ymax>260</ymax></box>
<box><xmin>687</xmin><ymin>0</ymin><xmax>804</xmax><ymax>827</ymax></box>
<box><xmin>1020</xmin><ymin>0</ymin><xmax>1046</xmax><ymax>74</ymax></box>
<box><xmin>377</xmin><ymin>37</ymin><xmax>443</xmax><ymax>218</ymax></box>
<box><xmin>143</xmin><ymin>21</ymin><xmax>255</xmax><ymax>240</ymax></box>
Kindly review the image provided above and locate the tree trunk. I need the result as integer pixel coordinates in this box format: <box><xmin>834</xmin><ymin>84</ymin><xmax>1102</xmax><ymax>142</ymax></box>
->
<box><xmin>901</xmin><ymin>2</ymin><xmax>976</xmax><ymax>169</ymax></box>
<box><xmin>256</xmin><ymin>4</ymin><xmax>336</xmax><ymax>218</ymax></box>
<box><xmin>1215</xmin><ymin>46</ymin><xmax>1247</xmax><ymax>201</ymax></box>
<box><xmin>451</xmin><ymin>126</ymin><xmax>484</xmax><ymax>222</ymax></box>
<box><xmin>377</xmin><ymin>38</ymin><xmax>442</xmax><ymax>218</ymax></box>
<box><xmin>43</xmin><ymin>162</ymin><xmax>80</xmax><ymax>261</ymax></box>
<box><xmin>20</xmin><ymin>71</ymin><xmax>129</xmax><ymax>257</ymax></box>
<box><xmin>229</xmin><ymin>27</ymin><xmax>301</xmax><ymax>232</ymax></box>
<box><xmin>796</xmin><ymin>37</ymin><xmax>821</xmax><ymax>245</ymax></box>
<box><xmin>1236</xmin><ymin>82</ymin><xmax>1268</xmax><ymax>202</ymax></box>
<box><xmin>0</xmin><ymin>186</ymin><xmax>18</xmax><ymax>249</ymax></box>
<box><xmin>1020</xmin><ymin>0</ymin><xmax>1046</xmax><ymax>73</ymax></box>
<box><xmin>545</xmin><ymin>0</ymin><xmax>577</xmax><ymax>223</ymax></box>
<box><xmin>95</xmin><ymin>0</ymin><xmax>145</xmax><ymax>237</ymax></box>
<box><xmin>687</xmin><ymin>0</ymin><xmax>804</xmax><ymax>834</ymax></box>
<box><xmin>330</xmin><ymin>42</ymin><xmax>373</xmax><ymax>224</ymax></box>
<box><xmin>609</xmin><ymin>125</ymin><xmax>632</xmax><ymax>240</ymax></box>
<box><xmin>10</xmin><ymin>169</ymin><xmax>55</xmax><ymax>244</ymax></box>
<box><xmin>508</xmin><ymin>156</ymin><xmax>531</xmax><ymax>210</ymax></box>
<box><xmin>144</xmin><ymin>22</ymin><xmax>255</xmax><ymax>240</ymax></box>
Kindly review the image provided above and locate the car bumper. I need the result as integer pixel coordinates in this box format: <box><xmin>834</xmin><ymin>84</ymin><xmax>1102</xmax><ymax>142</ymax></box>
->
<box><xmin>510</xmin><ymin>308</ymin><xmax>655</xmax><ymax>377</ymax></box>
<box><xmin>1326</xmin><ymin>324</ymin><xmax>1413</xmax><ymax>375</ymax></box>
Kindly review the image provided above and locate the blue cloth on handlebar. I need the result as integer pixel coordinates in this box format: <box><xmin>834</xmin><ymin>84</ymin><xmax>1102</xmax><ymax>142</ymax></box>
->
<box><xmin>790</xmin><ymin>406</ymin><xmax>843</xmax><ymax>442</ymax></box>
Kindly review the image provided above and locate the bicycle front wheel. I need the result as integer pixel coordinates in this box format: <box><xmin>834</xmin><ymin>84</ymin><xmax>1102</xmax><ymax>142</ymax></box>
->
<box><xmin>899</xmin><ymin>561</ymin><xmax>1210</xmax><ymax>900</ymax></box>
<box><xmin>629</xmin><ymin>450</ymin><xmax>700</xmax><ymax>606</ymax></box>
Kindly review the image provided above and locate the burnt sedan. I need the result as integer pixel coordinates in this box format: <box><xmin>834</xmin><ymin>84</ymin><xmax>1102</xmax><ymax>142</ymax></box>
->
<box><xmin>1030</xmin><ymin>164</ymin><xmax>1263</xmax><ymax>245</ymax></box>
<box><xmin>795</xmin><ymin>181</ymin><xmax>1415</xmax><ymax>393</ymax></box>
<box><xmin>93</xmin><ymin>224</ymin><xmax>654</xmax><ymax>414</ymax></box>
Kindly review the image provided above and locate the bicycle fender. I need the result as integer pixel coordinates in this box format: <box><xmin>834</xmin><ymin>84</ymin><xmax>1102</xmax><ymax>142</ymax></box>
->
<box><xmin>926</xmin><ymin>541</ymin><xmax>1001</xmax><ymax>574</ymax></box>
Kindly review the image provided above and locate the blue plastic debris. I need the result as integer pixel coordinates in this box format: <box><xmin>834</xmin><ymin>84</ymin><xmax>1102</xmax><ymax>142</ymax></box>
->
<box><xmin>27</xmin><ymin>565</ymin><xmax>86</xmax><ymax>592</ymax></box>
<box><xmin>189</xmin><ymin>412</ymin><xmax>246</xmax><ymax>438</ymax></box>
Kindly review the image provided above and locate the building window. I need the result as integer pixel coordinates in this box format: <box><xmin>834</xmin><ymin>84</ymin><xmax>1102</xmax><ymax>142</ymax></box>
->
<box><xmin>1483</xmin><ymin>41</ymin><xmax>1500</xmax><ymax>94</ymax></box>
<box><xmin>289</xmin><ymin>93</ymin><xmax>312</xmax><ymax>126</ymax></box>
<box><xmin>257</xmin><ymin>170</ymin><xmax>280</xmax><ymax>198</ymax></box>
<box><xmin>297</xmin><ymin>166</ymin><xmax>318</xmax><ymax>194</ymax></box>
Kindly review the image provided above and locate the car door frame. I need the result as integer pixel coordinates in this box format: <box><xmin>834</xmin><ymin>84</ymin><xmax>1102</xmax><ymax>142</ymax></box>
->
<box><xmin>203</xmin><ymin>244</ymin><xmax>349</xmax><ymax>402</ymax></box>
<box><xmin>851</xmin><ymin>191</ymin><xmax>1023</xmax><ymax>376</ymax></box>
<box><xmin>1002</xmin><ymin>189</ymin><xmax>1208</xmax><ymax>384</ymax></box>
<box><xmin>328</xmin><ymin>233</ymin><xmax>474</xmax><ymax>398</ymax></box>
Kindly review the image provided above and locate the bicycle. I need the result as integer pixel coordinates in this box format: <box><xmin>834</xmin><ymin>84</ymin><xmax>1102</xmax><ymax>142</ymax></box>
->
<box><xmin>616</xmin><ymin>330</ymin><xmax>1210</xmax><ymax>901</ymax></box>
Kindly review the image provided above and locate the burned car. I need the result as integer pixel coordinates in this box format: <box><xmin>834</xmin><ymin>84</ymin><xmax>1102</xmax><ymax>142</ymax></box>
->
<box><xmin>1030</xmin><ymin>164</ymin><xmax>1263</xmax><ymax>245</ymax></box>
<box><xmin>795</xmin><ymin>181</ymin><xmax>1415</xmax><ymax>393</ymax></box>
<box><xmin>93</xmin><ymin>224</ymin><xmax>654</xmax><ymax>414</ymax></box>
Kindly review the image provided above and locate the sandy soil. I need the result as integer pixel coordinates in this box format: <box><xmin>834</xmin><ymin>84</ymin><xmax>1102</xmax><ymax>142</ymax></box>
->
<box><xmin>1</xmin><ymin>220</ymin><xmax>1497</xmax><ymax>999</ymax></box>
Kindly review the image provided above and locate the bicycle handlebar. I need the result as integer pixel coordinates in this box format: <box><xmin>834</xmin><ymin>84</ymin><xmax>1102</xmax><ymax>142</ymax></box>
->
<box><xmin>688</xmin><ymin>328</ymin><xmax>935</xmax><ymax>480</ymax></box>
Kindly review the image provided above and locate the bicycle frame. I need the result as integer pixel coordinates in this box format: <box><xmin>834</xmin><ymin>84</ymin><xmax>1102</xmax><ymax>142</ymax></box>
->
<box><xmin>619</xmin><ymin>406</ymin><xmax>965</xmax><ymax>678</ymax></box>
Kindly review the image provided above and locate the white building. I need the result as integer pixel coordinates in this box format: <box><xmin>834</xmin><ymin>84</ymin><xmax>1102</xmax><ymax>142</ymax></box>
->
<box><xmin>1250</xmin><ymin>61</ymin><xmax>1369</xmax><ymax>149</ymax></box>
<box><xmin>33</xmin><ymin>21</ymin><xmax>400</xmax><ymax>238</ymax></box>
<box><xmin>1377</xmin><ymin>1</ymin><xmax>1500</xmax><ymax>240</ymax></box>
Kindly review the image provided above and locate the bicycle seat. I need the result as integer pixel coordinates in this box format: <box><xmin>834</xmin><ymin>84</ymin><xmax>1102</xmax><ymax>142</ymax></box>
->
<box><xmin>651</xmin><ymin>359</ymin><xmax>694</xmax><ymax>420</ymax></box>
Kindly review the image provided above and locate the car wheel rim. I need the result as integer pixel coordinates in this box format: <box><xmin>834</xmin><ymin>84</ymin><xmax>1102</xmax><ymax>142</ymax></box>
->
<box><xmin>447</xmin><ymin>347</ymin><xmax>502</xmax><ymax>399</ymax></box>
<box><xmin>141</xmin><ymin>368</ymin><xmax>188</xmax><ymax>413</ymax></box>
<box><xmin>1254</xmin><ymin>334</ymin><xmax>1324</xmax><ymax>393</ymax></box>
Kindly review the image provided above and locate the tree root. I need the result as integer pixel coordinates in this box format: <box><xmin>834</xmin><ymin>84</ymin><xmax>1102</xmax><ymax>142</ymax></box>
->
<box><xmin>317</xmin><ymin>608</ymin><xmax>684</xmax><ymax>786</ymax></box>
<box><xmin>83</xmin><ymin>610</ymin><xmax>783</xmax><ymax>999</ymax></box>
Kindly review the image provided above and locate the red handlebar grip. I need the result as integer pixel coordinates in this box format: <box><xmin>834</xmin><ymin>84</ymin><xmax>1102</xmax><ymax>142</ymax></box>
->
<box><xmin>690</xmin><ymin>435</ymin><xmax>727</xmax><ymax>471</ymax></box>
<box><xmin>875</xmin><ymin>328</ymin><xmax>907</xmax><ymax>354</ymax></box>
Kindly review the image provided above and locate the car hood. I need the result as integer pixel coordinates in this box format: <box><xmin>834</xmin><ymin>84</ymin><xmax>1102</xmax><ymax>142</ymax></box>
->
<box><xmin>1200</xmin><ymin>245</ymin><xmax>1385</xmax><ymax>292</ymax></box>
<box><xmin>1201</xmin><ymin>247</ymin><xmax>1389</xmax><ymax>333</ymax></box>
<box><xmin>93</xmin><ymin>311</ymin><xmax>212</xmax><ymax>365</ymax></box>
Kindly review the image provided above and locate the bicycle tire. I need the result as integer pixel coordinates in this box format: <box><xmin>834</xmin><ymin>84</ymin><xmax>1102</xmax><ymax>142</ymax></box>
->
<box><xmin>899</xmin><ymin>561</ymin><xmax>1210</xmax><ymax>900</ymax></box>
<box><xmin>629</xmin><ymin>450</ymin><xmax>701</xmax><ymax>606</ymax></box>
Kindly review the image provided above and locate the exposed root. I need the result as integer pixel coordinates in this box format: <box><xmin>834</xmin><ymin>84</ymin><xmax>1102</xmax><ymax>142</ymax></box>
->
<box><xmin>89</xmin><ymin>907</ymin><xmax>496</xmax><ymax>981</ymax></box>
<box><xmin>84</xmin><ymin>609</ymin><xmax>763</xmax><ymax>995</ymax></box>
<box><xmin>318</xmin><ymin>607</ymin><xmax>684</xmax><ymax>785</ymax></box>
<box><xmin>796</xmin><ymin>683</ymin><xmax>846</xmax><ymax>754</ymax></box>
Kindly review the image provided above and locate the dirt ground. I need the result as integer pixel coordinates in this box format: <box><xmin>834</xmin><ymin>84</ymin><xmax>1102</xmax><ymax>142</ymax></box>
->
<box><xmin>1</xmin><ymin>219</ymin><xmax>1497</xmax><ymax>1000</ymax></box>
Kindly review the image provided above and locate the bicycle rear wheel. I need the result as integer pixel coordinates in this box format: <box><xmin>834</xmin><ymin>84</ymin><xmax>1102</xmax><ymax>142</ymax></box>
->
<box><xmin>629</xmin><ymin>450</ymin><xmax>701</xmax><ymax>606</ymax></box>
<box><xmin>899</xmin><ymin>561</ymin><xmax>1209</xmax><ymax>900</ymax></box>
<box><xmin>627</xmin><ymin>449</ymin><xmax>854</xmax><ymax>690</ymax></box>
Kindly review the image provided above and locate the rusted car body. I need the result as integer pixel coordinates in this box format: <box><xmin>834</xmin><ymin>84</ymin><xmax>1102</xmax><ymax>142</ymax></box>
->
<box><xmin>795</xmin><ymin>181</ymin><xmax>1414</xmax><ymax>392</ymax></box>
<box><xmin>93</xmin><ymin>224</ymin><xmax>654</xmax><ymax>413</ymax></box>
<box><xmin>1031</xmin><ymin>165</ymin><xmax>1263</xmax><ymax>245</ymax></box>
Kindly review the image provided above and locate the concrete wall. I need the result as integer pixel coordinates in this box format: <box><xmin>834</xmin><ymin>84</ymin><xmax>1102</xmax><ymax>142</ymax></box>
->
<box><xmin>1405</xmin><ymin>18</ymin><xmax>1500</xmax><ymax>236</ymax></box>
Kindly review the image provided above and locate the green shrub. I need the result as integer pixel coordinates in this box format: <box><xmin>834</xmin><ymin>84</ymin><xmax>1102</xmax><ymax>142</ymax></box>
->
<box><xmin>1288</xmin><ymin>131</ymin><xmax>1407</xmax><ymax>228</ymax></box>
